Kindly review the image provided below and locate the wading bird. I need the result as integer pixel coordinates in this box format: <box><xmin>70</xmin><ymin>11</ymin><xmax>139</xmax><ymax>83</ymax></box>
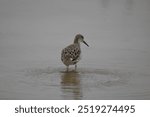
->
<box><xmin>61</xmin><ymin>34</ymin><xmax>89</xmax><ymax>71</ymax></box>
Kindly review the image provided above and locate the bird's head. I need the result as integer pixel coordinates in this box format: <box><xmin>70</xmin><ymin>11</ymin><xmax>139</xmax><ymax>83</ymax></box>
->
<box><xmin>74</xmin><ymin>34</ymin><xmax>89</xmax><ymax>47</ymax></box>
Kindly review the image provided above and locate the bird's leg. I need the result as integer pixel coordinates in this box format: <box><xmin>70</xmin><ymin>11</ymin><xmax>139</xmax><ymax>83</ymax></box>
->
<box><xmin>66</xmin><ymin>66</ymin><xmax>69</xmax><ymax>72</ymax></box>
<box><xmin>75</xmin><ymin>64</ymin><xmax>77</xmax><ymax>71</ymax></box>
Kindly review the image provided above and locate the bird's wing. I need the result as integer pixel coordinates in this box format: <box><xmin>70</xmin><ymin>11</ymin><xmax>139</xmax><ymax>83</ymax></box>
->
<box><xmin>62</xmin><ymin>44</ymin><xmax>81</xmax><ymax>62</ymax></box>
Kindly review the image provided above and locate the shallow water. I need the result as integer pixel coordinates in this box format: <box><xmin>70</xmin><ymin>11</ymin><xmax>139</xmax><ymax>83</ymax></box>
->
<box><xmin>0</xmin><ymin>0</ymin><xmax>150</xmax><ymax>99</ymax></box>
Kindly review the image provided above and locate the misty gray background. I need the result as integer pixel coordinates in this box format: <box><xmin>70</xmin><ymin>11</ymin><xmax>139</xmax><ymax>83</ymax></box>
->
<box><xmin>0</xmin><ymin>0</ymin><xmax>150</xmax><ymax>99</ymax></box>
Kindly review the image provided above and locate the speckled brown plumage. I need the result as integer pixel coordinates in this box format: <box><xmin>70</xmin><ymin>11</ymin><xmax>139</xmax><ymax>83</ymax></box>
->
<box><xmin>61</xmin><ymin>43</ymin><xmax>81</xmax><ymax>66</ymax></box>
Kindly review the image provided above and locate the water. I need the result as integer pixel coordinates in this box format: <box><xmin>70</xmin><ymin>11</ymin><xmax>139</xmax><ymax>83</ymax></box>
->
<box><xmin>0</xmin><ymin>0</ymin><xmax>150</xmax><ymax>99</ymax></box>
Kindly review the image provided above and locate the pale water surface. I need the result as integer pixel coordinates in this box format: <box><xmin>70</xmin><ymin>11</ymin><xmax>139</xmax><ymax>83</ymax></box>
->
<box><xmin>0</xmin><ymin>0</ymin><xmax>150</xmax><ymax>99</ymax></box>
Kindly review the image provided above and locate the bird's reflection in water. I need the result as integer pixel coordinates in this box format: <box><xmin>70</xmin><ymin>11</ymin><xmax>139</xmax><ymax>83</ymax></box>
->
<box><xmin>61</xmin><ymin>71</ymin><xmax>82</xmax><ymax>100</ymax></box>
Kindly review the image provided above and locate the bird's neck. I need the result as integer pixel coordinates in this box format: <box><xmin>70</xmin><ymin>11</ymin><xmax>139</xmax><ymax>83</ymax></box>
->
<box><xmin>74</xmin><ymin>40</ymin><xmax>80</xmax><ymax>48</ymax></box>
<box><xmin>74</xmin><ymin>38</ymin><xmax>79</xmax><ymax>44</ymax></box>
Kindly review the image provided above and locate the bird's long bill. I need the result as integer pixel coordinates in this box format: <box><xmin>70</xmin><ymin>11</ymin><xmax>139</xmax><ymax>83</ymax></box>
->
<box><xmin>83</xmin><ymin>41</ymin><xmax>89</xmax><ymax>47</ymax></box>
